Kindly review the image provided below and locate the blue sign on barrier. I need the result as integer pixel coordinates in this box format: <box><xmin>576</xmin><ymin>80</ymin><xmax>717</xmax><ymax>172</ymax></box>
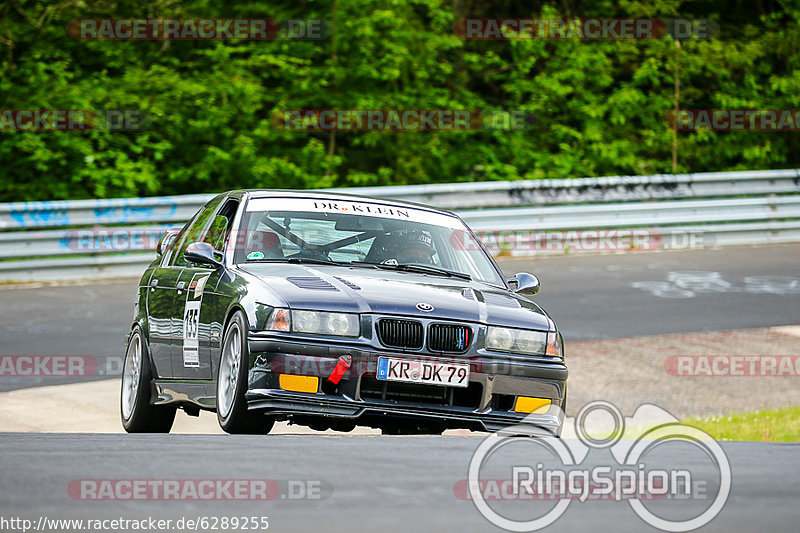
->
<box><xmin>93</xmin><ymin>198</ymin><xmax>177</xmax><ymax>224</ymax></box>
<box><xmin>9</xmin><ymin>203</ymin><xmax>71</xmax><ymax>227</ymax></box>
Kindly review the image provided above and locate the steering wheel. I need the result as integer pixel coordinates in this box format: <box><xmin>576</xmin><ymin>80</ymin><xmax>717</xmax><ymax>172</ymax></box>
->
<box><xmin>289</xmin><ymin>249</ymin><xmax>330</xmax><ymax>261</ymax></box>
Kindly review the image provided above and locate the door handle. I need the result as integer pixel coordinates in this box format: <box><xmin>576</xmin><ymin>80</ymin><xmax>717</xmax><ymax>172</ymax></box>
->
<box><xmin>150</xmin><ymin>279</ymin><xmax>158</xmax><ymax>287</ymax></box>
<box><xmin>177</xmin><ymin>281</ymin><xmax>186</xmax><ymax>289</ymax></box>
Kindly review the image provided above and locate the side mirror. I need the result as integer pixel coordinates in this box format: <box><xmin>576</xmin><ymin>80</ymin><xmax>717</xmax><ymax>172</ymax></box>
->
<box><xmin>507</xmin><ymin>272</ymin><xmax>540</xmax><ymax>296</ymax></box>
<box><xmin>156</xmin><ymin>227</ymin><xmax>181</xmax><ymax>255</ymax></box>
<box><xmin>184</xmin><ymin>242</ymin><xmax>222</xmax><ymax>268</ymax></box>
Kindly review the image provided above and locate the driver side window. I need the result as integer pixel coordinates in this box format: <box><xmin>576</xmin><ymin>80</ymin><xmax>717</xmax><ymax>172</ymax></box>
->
<box><xmin>172</xmin><ymin>196</ymin><xmax>224</xmax><ymax>267</ymax></box>
<box><xmin>204</xmin><ymin>215</ymin><xmax>229</xmax><ymax>252</ymax></box>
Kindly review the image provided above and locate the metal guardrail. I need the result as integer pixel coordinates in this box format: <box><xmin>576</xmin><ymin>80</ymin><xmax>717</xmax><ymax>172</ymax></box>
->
<box><xmin>0</xmin><ymin>169</ymin><xmax>798</xmax><ymax>282</ymax></box>
<box><xmin>335</xmin><ymin>168</ymin><xmax>800</xmax><ymax>209</ymax></box>
<box><xmin>0</xmin><ymin>225</ymin><xmax>171</xmax><ymax>259</ymax></box>
<box><xmin>0</xmin><ymin>253</ymin><xmax>155</xmax><ymax>282</ymax></box>
<box><xmin>460</xmin><ymin>197</ymin><xmax>800</xmax><ymax>230</ymax></box>
<box><xmin>0</xmin><ymin>194</ymin><xmax>211</xmax><ymax>229</ymax></box>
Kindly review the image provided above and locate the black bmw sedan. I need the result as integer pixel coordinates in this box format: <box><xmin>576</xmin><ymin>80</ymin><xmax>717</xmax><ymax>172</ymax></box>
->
<box><xmin>121</xmin><ymin>190</ymin><xmax>567</xmax><ymax>435</ymax></box>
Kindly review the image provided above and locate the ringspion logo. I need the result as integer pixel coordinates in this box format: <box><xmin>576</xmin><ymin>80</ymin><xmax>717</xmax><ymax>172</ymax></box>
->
<box><xmin>464</xmin><ymin>402</ymin><xmax>730</xmax><ymax>531</ymax></box>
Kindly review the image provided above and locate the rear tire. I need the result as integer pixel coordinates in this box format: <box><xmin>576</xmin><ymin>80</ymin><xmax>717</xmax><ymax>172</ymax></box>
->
<box><xmin>121</xmin><ymin>326</ymin><xmax>176</xmax><ymax>433</ymax></box>
<box><xmin>216</xmin><ymin>311</ymin><xmax>275</xmax><ymax>435</ymax></box>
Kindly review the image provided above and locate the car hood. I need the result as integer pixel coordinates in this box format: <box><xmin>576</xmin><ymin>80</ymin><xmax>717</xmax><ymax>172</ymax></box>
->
<box><xmin>238</xmin><ymin>263</ymin><xmax>552</xmax><ymax>331</ymax></box>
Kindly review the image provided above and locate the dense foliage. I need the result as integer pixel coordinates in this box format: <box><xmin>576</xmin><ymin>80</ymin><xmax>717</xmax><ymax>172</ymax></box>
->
<box><xmin>1</xmin><ymin>0</ymin><xmax>799</xmax><ymax>201</ymax></box>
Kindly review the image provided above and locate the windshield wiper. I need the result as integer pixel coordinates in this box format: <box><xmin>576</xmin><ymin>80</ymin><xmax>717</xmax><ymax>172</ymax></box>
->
<box><xmin>347</xmin><ymin>260</ymin><xmax>381</xmax><ymax>269</ymax></box>
<box><xmin>244</xmin><ymin>258</ymin><xmax>470</xmax><ymax>280</ymax></box>
<box><xmin>246</xmin><ymin>257</ymin><xmax>384</xmax><ymax>269</ymax></box>
<box><xmin>367</xmin><ymin>262</ymin><xmax>471</xmax><ymax>280</ymax></box>
<box><xmin>286</xmin><ymin>257</ymin><xmax>338</xmax><ymax>265</ymax></box>
<box><xmin>244</xmin><ymin>257</ymin><xmax>337</xmax><ymax>266</ymax></box>
<box><xmin>400</xmin><ymin>264</ymin><xmax>472</xmax><ymax>280</ymax></box>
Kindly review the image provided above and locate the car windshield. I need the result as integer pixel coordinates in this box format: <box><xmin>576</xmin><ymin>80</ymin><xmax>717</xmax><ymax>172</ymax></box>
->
<box><xmin>234</xmin><ymin>196</ymin><xmax>504</xmax><ymax>285</ymax></box>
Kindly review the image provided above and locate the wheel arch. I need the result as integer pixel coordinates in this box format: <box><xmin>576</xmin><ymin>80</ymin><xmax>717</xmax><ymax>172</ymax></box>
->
<box><xmin>123</xmin><ymin>321</ymin><xmax>163</xmax><ymax>413</ymax></box>
<box><xmin>212</xmin><ymin>301</ymin><xmax>250</xmax><ymax>379</ymax></box>
<box><xmin>223</xmin><ymin>302</ymin><xmax>249</xmax><ymax>332</ymax></box>
<box><xmin>126</xmin><ymin>319</ymin><xmax>157</xmax><ymax>378</ymax></box>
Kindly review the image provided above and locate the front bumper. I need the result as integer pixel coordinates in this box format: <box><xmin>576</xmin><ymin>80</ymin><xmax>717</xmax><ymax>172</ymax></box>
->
<box><xmin>246</xmin><ymin>333</ymin><xmax>567</xmax><ymax>434</ymax></box>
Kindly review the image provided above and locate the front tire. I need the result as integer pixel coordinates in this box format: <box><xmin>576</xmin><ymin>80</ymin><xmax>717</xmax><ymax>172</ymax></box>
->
<box><xmin>121</xmin><ymin>326</ymin><xmax>176</xmax><ymax>433</ymax></box>
<box><xmin>216</xmin><ymin>311</ymin><xmax>274</xmax><ymax>434</ymax></box>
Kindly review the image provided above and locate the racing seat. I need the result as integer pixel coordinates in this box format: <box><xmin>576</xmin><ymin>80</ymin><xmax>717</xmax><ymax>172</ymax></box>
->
<box><xmin>364</xmin><ymin>233</ymin><xmax>393</xmax><ymax>264</ymax></box>
<box><xmin>247</xmin><ymin>230</ymin><xmax>283</xmax><ymax>259</ymax></box>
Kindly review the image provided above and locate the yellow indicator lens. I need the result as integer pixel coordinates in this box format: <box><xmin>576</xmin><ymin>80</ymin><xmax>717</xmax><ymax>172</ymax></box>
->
<box><xmin>514</xmin><ymin>397</ymin><xmax>551</xmax><ymax>414</ymax></box>
<box><xmin>546</xmin><ymin>333</ymin><xmax>563</xmax><ymax>357</ymax></box>
<box><xmin>267</xmin><ymin>309</ymin><xmax>291</xmax><ymax>332</ymax></box>
<box><xmin>279</xmin><ymin>374</ymin><xmax>319</xmax><ymax>393</ymax></box>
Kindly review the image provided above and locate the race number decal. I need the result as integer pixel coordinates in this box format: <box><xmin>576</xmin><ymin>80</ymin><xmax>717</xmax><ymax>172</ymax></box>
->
<box><xmin>182</xmin><ymin>273</ymin><xmax>210</xmax><ymax>368</ymax></box>
<box><xmin>182</xmin><ymin>301</ymin><xmax>200</xmax><ymax>367</ymax></box>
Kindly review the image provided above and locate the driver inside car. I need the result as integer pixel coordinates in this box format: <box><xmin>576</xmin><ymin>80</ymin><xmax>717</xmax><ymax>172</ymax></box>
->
<box><xmin>388</xmin><ymin>230</ymin><xmax>437</xmax><ymax>265</ymax></box>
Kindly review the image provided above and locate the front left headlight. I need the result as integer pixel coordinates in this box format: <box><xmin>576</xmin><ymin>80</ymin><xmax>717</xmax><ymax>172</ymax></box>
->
<box><xmin>485</xmin><ymin>326</ymin><xmax>547</xmax><ymax>355</ymax></box>
<box><xmin>291</xmin><ymin>310</ymin><xmax>360</xmax><ymax>337</ymax></box>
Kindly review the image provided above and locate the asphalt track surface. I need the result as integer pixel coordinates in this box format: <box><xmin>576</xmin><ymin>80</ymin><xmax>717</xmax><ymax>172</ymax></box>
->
<box><xmin>0</xmin><ymin>246</ymin><xmax>798</xmax><ymax>532</ymax></box>
<box><xmin>1</xmin><ymin>244</ymin><xmax>798</xmax><ymax>392</ymax></box>
<box><xmin>0</xmin><ymin>434</ymin><xmax>796</xmax><ymax>532</ymax></box>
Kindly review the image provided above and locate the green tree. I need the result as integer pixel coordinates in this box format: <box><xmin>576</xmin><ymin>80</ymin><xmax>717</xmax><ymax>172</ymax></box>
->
<box><xmin>1</xmin><ymin>0</ymin><xmax>798</xmax><ymax>201</ymax></box>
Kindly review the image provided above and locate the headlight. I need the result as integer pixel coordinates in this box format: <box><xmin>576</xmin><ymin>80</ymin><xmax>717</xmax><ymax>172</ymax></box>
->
<box><xmin>266</xmin><ymin>309</ymin><xmax>360</xmax><ymax>337</ymax></box>
<box><xmin>293</xmin><ymin>310</ymin><xmax>320</xmax><ymax>332</ymax></box>
<box><xmin>324</xmin><ymin>313</ymin><xmax>355</xmax><ymax>336</ymax></box>
<box><xmin>292</xmin><ymin>310</ymin><xmax>359</xmax><ymax>337</ymax></box>
<box><xmin>486</xmin><ymin>327</ymin><xmax>515</xmax><ymax>351</ymax></box>
<box><xmin>485</xmin><ymin>326</ymin><xmax>547</xmax><ymax>355</ymax></box>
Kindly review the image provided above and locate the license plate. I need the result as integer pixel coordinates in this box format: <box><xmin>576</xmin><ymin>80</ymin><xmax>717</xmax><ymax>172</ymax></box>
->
<box><xmin>376</xmin><ymin>357</ymin><xmax>469</xmax><ymax>388</ymax></box>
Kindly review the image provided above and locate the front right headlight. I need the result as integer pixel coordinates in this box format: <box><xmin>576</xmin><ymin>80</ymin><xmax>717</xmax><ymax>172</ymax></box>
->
<box><xmin>485</xmin><ymin>326</ymin><xmax>548</xmax><ymax>355</ymax></box>
<box><xmin>292</xmin><ymin>310</ymin><xmax>360</xmax><ymax>337</ymax></box>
